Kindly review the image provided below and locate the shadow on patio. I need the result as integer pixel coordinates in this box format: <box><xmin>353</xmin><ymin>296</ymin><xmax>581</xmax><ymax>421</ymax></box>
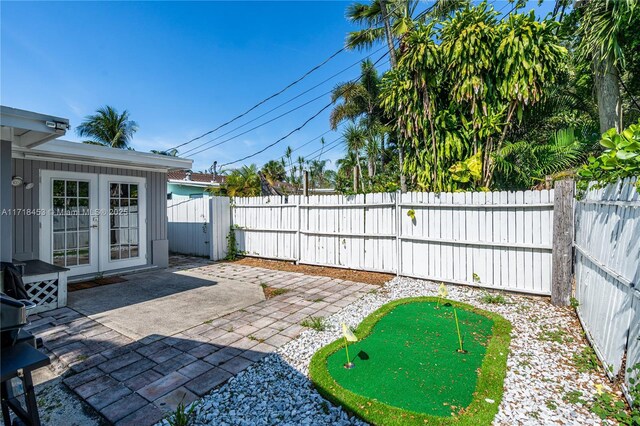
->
<box><xmin>67</xmin><ymin>268</ymin><xmax>265</xmax><ymax>340</ymax></box>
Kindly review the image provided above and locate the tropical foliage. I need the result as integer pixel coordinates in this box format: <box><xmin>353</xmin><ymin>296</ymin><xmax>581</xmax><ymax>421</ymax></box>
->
<box><xmin>578</xmin><ymin>120</ymin><xmax>640</xmax><ymax>191</ymax></box>
<box><xmin>212</xmin><ymin>164</ymin><xmax>261</xmax><ymax>197</ymax></box>
<box><xmin>253</xmin><ymin>0</ymin><xmax>640</xmax><ymax>195</ymax></box>
<box><xmin>380</xmin><ymin>4</ymin><xmax>567</xmax><ymax>191</ymax></box>
<box><xmin>77</xmin><ymin>105</ymin><xmax>138</xmax><ymax>149</ymax></box>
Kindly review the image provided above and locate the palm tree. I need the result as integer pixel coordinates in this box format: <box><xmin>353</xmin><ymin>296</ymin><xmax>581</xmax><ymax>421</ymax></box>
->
<box><xmin>216</xmin><ymin>164</ymin><xmax>260</xmax><ymax>197</ymax></box>
<box><xmin>297</xmin><ymin>156</ymin><xmax>306</xmax><ymax>188</ymax></box>
<box><xmin>336</xmin><ymin>150</ymin><xmax>360</xmax><ymax>192</ymax></box>
<box><xmin>284</xmin><ymin>146</ymin><xmax>296</xmax><ymax>184</ymax></box>
<box><xmin>344</xmin><ymin>125</ymin><xmax>367</xmax><ymax>191</ymax></box>
<box><xmin>309</xmin><ymin>159</ymin><xmax>328</xmax><ymax>188</ymax></box>
<box><xmin>365</xmin><ymin>134</ymin><xmax>381</xmax><ymax>182</ymax></box>
<box><xmin>577</xmin><ymin>0</ymin><xmax>638</xmax><ymax>133</ymax></box>
<box><xmin>76</xmin><ymin>106</ymin><xmax>138</xmax><ymax>149</ymax></box>
<box><xmin>261</xmin><ymin>160</ymin><xmax>286</xmax><ymax>185</ymax></box>
<box><xmin>330</xmin><ymin>59</ymin><xmax>383</xmax><ymax>130</ymax></box>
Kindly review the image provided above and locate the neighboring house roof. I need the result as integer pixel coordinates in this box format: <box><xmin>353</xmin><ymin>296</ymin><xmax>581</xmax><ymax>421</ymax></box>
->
<box><xmin>168</xmin><ymin>170</ymin><xmax>225</xmax><ymax>187</ymax></box>
<box><xmin>3</xmin><ymin>106</ymin><xmax>193</xmax><ymax>172</ymax></box>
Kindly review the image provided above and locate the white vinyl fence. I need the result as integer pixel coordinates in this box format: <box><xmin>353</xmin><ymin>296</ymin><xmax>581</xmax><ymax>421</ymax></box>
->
<box><xmin>167</xmin><ymin>197</ymin><xmax>211</xmax><ymax>257</ymax></box>
<box><xmin>574</xmin><ymin>178</ymin><xmax>640</xmax><ymax>402</ymax></box>
<box><xmin>215</xmin><ymin>188</ymin><xmax>555</xmax><ymax>295</ymax></box>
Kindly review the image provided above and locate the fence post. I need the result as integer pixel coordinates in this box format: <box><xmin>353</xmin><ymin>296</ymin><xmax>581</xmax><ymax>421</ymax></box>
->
<box><xmin>551</xmin><ymin>179</ymin><xmax>574</xmax><ymax>306</ymax></box>
<box><xmin>395</xmin><ymin>190</ymin><xmax>401</xmax><ymax>276</ymax></box>
<box><xmin>296</xmin><ymin>195</ymin><xmax>301</xmax><ymax>264</ymax></box>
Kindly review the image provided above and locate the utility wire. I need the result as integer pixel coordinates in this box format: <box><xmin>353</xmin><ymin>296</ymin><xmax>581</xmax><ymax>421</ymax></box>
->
<box><xmin>174</xmin><ymin>1</ymin><xmax>406</xmax><ymax>152</ymax></box>
<box><xmin>181</xmin><ymin>53</ymin><xmax>390</xmax><ymax>156</ymax></box>
<box><xmin>171</xmin><ymin>47</ymin><xmax>346</xmax><ymax>150</ymax></box>
<box><xmin>213</xmin><ymin>50</ymin><xmax>390</xmax><ymax>167</ymax></box>
<box><xmin>181</xmin><ymin>90</ymin><xmax>330</xmax><ymax>156</ymax></box>
<box><xmin>217</xmin><ymin>103</ymin><xmax>336</xmax><ymax>168</ymax></box>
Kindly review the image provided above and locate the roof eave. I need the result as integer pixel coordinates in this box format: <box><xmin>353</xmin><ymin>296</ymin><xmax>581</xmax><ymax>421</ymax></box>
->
<box><xmin>13</xmin><ymin>139</ymin><xmax>193</xmax><ymax>172</ymax></box>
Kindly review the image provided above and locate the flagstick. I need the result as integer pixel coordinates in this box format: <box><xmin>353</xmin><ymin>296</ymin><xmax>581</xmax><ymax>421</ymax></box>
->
<box><xmin>454</xmin><ymin>308</ymin><xmax>467</xmax><ymax>353</ymax></box>
<box><xmin>344</xmin><ymin>336</ymin><xmax>354</xmax><ymax>369</ymax></box>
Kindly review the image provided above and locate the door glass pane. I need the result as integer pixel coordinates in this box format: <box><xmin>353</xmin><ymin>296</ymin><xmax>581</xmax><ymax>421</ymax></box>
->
<box><xmin>66</xmin><ymin>232</ymin><xmax>77</xmax><ymax>249</ymax></box>
<box><xmin>109</xmin><ymin>181</ymin><xmax>141</xmax><ymax>261</ymax></box>
<box><xmin>53</xmin><ymin>180</ymin><xmax>65</xmax><ymax>197</ymax></box>
<box><xmin>78</xmin><ymin>231</ymin><xmax>89</xmax><ymax>248</ymax></box>
<box><xmin>51</xmin><ymin>179</ymin><xmax>91</xmax><ymax>268</ymax></box>
<box><xmin>78</xmin><ymin>182</ymin><xmax>89</xmax><ymax>197</ymax></box>
<box><xmin>53</xmin><ymin>251</ymin><xmax>65</xmax><ymax>267</ymax></box>
<box><xmin>53</xmin><ymin>233</ymin><xmax>65</xmax><ymax>250</ymax></box>
<box><xmin>53</xmin><ymin>215</ymin><xmax>65</xmax><ymax>231</ymax></box>
<box><xmin>66</xmin><ymin>181</ymin><xmax>77</xmax><ymax>197</ymax></box>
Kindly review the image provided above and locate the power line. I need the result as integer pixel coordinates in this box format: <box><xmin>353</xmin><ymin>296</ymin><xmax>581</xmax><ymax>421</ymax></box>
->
<box><xmin>283</xmin><ymin>135</ymin><xmax>344</xmax><ymax>172</ymax></box>
<box><xmin>174</xmin><ymin>1</ymin><xmax>407</xmax><ymax>152</ymax></box>
<box><xmin>196</xmin><ymin>49</ymin><xmax>391</xmax><ymax>166</ymax></box>
<box><xmin>181</xmin><ymin>53</ymin><xmax>390</xmax><ymax>156</ymax></box>
<box><xmin>181</xmin><ymin>90</ymin><xmax>330</xmax><ymax>156</ymax></box>
<box><xmin>171</xmin><ymin>46</ymin><xmax>347</xmax><ymax>151</ymax></box>
<box><xmin>277</xmin><ymin>130</ymin><xmax>334</xmax><ymax>162</ymax></box>
<box><xmin>217</xmin><ymin>102</ymin><xmax>336</xmax><ymax>168</ymax></box>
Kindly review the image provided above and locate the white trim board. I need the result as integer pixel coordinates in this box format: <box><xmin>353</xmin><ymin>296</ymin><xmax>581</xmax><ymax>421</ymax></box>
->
<box><xmin>13</xmin><ymin>139</ymin><xmax>192</xmax><ymax>171</ymax></box>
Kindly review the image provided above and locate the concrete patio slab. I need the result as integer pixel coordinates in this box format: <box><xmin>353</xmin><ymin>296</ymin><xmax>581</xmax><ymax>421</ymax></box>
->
<box><xmin>25</xmin><ymin>259</ymin><xmax>381</xmax><ymax>426</ymax></box>
<box><xmin>68</xmin><ymin>269</ymin><xmax>265</xmax><ymax>339</ymax></box>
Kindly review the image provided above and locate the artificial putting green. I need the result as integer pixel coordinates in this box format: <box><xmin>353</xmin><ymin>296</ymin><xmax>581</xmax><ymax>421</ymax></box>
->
<box><xmin>310</xmin><ymin>297</ymin><xmax>511</xmax><ymax>425</ymax></box>
<box><xmin>327</xmin><ymin>301</ymin><xmax>492</xmax><ymax>416</ymax></box>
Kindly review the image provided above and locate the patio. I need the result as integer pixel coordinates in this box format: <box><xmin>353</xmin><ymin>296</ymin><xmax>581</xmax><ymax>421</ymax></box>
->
<box><xmin>25</xmin><ymin>258</ymin><xmax>377</xmax><ymax>425</ymax></box>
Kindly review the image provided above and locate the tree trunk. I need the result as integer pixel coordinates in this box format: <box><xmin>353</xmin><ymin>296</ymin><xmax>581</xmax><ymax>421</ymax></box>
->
<box><xmin>353</xmin><ymin>166</ymin><xmax>359</xmax><ymax>193</ymax></box>
<box><xmin>399</xmin><ymin>147</ymin><xmax>407</xmax><ymax>192</ymax></box>
<box><xmin>368</xmin><ymin>158</ymin><xmax>375</xmax><ymax>185</ymax></box>
<box><xmin>594</xmin><ymin>54</ymin><xmax>622</xmax><ymax>133</ymax></box>
<box><xmin>379</xmin><ymin>0</ymin><xmax>397</xmax><ymax>68</ymax></box>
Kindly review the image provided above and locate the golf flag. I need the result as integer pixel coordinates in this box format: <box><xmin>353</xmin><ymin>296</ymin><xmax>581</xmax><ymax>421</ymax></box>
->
<box><xmin>342</xmin><ymin>323</ymin><xmax>357</xmax><ymax>342</ymax></box>
<box><xmin>438</xmin><ymin>283</ymin><xmax>448</xmax><ymax>298</ymax></box>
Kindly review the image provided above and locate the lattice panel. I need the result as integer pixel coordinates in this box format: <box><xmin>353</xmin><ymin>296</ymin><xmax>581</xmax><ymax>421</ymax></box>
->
<box><xmin>25</xmin><ymin>279</ymin><xmax>59</xmax><ymax>305</ymax></box>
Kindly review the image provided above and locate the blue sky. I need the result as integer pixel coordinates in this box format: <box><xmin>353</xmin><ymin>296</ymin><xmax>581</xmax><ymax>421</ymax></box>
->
<box><xmin>1</xmin><ymin>1</ymin><xmax>554</xmax><ymax>173</ymax></box>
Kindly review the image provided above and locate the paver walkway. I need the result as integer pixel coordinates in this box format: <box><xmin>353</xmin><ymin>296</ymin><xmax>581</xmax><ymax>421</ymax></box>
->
<box><xmin>25</xmin><ymin>261</ymin><xmax>377</xmax><ymax>426</ymax></box>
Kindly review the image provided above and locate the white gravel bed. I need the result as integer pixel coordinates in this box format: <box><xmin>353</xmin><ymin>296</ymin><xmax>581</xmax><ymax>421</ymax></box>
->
<box><xmin>178</xmin><ymin>277</ymin><xmax>618</xmax><ymax>426</ymax></box>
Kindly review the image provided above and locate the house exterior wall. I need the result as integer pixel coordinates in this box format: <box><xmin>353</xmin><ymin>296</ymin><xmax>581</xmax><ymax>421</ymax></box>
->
<box><xmin>167</xmin><ymin>182</ymin><xmax>210</xmax><ymax>198</ymax></box>
<box><xmin>1</xmin><ymin>141</ymin><xmax>12</xmax><ymax>262</ymax></box>
<box><xmin>11</xmin><ymin>158</ymin><xmax>168</xmax><ymax>268</ymax></box>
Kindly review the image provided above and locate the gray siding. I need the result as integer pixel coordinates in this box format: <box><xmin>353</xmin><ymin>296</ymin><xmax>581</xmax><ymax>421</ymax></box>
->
<box><xmin>1</xmin><ymin>141</ymin><xmax>12</xmax><ymax>262</ymax></box>
<box><xmin>12</xmin><ymin>158</ymin><xmax>167</xmax><ymax>265</ymax></box>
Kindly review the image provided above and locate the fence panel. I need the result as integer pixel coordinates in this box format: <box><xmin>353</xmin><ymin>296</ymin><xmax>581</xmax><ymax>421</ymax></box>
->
<box><xmin>167</xmin><ymin>197</ymin><xmax>211</xmax><ymax>257</ymax></box>
<box><xmin>210</xmin><ymin>196</ymin><xmax>231</xmax><ymax>261</ymax></box>
<box><xmin>574</xmin><ymin>178</ymin><xmax>639</xmax><ymax>402</ymax></box>
<box><xmin>231</xmin><ymin>195</ymin><xmax>299</xmax><ymax>261</ymax></box>
<box><xmin>299</xmin><ymin>192</ymin><xmax>397</xmax><ymax>273</ymax></box>
<box><xmin>224</xmin><ymin>188</ymin><xmax>554</xmax><ymax>294</ymax></box>
<box><xmin>398</xmin><ymin>189</ymin><xmax>554</xmax><ymax>294</ymax></box>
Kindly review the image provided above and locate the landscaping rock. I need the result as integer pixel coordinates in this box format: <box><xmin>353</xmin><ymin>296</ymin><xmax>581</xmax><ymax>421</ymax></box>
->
<box><xmin>177</xmin><ymin>277</ymin><xmax>617</xmax><ymax>426</ymax></box>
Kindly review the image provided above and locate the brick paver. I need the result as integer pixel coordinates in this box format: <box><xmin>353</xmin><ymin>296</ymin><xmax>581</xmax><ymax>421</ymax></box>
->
<box><xmin>27</xmin><ymin>259</ymin><xmax>380</xmax><ymax>425</ymax></box>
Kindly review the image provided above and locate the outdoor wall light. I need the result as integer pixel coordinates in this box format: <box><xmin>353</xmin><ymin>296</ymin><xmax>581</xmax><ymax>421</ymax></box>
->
<box><xmin>11</xmin><ymin>176</ymin><xmax>34</xmax><ymax>190</ymax></box>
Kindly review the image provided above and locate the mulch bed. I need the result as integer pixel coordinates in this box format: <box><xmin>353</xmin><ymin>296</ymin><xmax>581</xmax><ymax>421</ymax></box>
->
<box><xmin>68</xmin><ymin>276</ymin><xmax>127</xmax><ymax>292</ymax></box>
<box><xmin>230</xmin><ymin>257</ymin><xmax>394</xmax><ymax>286</ymax></box>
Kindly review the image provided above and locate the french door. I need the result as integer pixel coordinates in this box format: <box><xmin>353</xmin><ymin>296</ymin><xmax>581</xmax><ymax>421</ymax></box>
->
<box><xmin>40</xmin><ymin>171</ymin><xmax>147</xmax><ymax>277</ymax></box>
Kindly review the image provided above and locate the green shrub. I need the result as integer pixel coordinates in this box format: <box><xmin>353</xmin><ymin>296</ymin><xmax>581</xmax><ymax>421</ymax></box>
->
<box><xmin>578</xmin><ymin>121</ymin><xmax>640</xmax><ymax>193</ymax></box>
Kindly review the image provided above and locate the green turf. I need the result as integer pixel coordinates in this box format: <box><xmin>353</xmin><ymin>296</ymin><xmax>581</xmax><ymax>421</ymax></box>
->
<box><xmin>309</xmin><ymin>297</ymin><xmax>511</xmax><ymax>425</ymax></box>
<box><xmin>326</xmin><ymin>302</ymin><xmax>493</xmax><ymax>417</ymax></box>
